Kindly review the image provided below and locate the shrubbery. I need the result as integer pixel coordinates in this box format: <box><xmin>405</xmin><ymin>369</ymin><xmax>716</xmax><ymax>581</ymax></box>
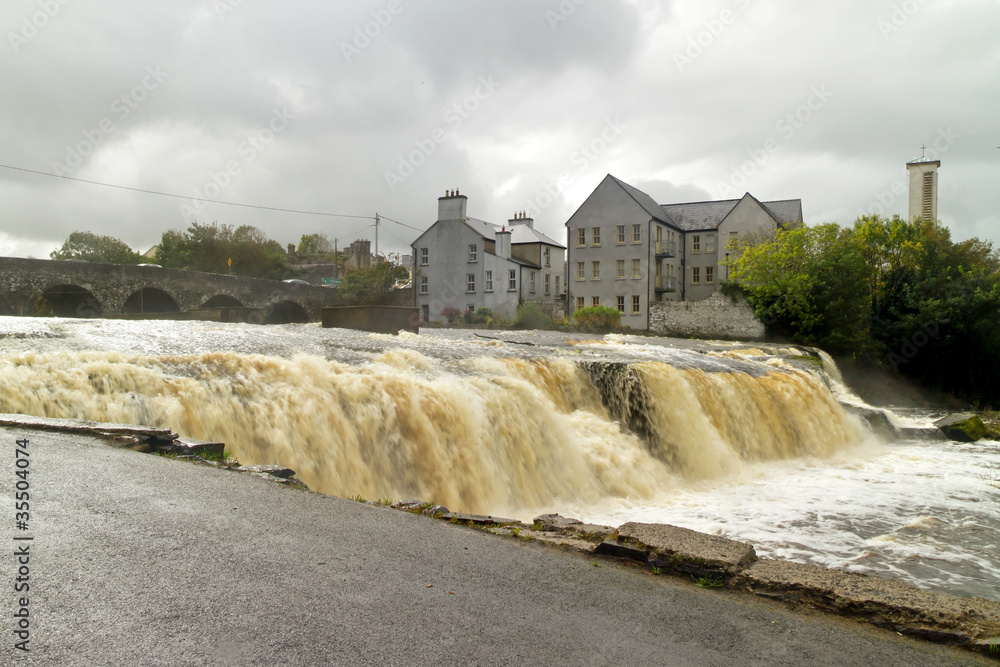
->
<box><xmin>514</xmin><ymin>301</ymin><xmax>554</xmax><ymax>329</ymax></box>
<box><xmin>570</xmin><ymin>306</ymin><xmax>621</xmax><ymax>332</ymax></box>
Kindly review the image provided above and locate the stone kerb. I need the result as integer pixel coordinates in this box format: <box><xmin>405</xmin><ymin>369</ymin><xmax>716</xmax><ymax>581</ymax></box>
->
<box><xmin>650</xmin><ymin>292</ymin><xmax>765</xmax><ymax>341</ymax></box>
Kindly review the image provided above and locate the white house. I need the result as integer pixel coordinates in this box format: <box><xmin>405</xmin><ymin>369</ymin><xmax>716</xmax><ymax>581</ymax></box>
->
<box><xmin>412</xmin><ymin>190</ymin><xmax>566</xmax><ymax>323</ymax></box>
<box><xmin>566</xmin><ymin>175</ymin><xmax>802</xmax><ymax>329</ymax></box>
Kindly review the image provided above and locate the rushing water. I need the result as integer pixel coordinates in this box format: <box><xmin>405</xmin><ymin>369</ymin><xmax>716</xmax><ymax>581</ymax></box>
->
<box><xmin>1</xmin><ymin>316</ymin><xmax>998</xmax><ymax>601</ymax></box>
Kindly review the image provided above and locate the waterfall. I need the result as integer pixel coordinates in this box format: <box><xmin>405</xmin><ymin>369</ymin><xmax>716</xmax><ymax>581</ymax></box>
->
<box><xmin>0</xmin><ymin>345</ymin><xmax>867</xmax><ymax>516</ymax></box>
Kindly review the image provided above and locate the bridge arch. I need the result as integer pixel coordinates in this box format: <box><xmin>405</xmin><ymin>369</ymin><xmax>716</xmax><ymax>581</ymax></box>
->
<box><xmin>123</xmin><ymin>288</ymin><xmax>180</xmax><ymax>314</ymax></box>
<box><xmin>0</xmin><ymin>293</ymin><xmax>13</xmax><ymax>315</ymax></box>
<box><xmin>202</xmin><ymin>295</ymin><xmax>244</xmax><ymax>308</ymax></box>
<box><xmin>36</xmin><ymin>284</ymin><xmax>104</xmax><ymax>318</ymax></box>
<box><xmin>266</xmin><ymin>300</ymin><xmax>309</xmax><ymax>324</ymax></box>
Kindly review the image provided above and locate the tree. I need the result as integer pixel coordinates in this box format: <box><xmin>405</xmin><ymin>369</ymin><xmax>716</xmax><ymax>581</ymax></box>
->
<box><xmin>156</xmin><ymin>222</ymin><xmax>287</xmax><ymax>279</ymax></box>
<box><xmin>297</xmin><ymin>233</ymin><xmax>335</xmax><ymax>257</ymax></box>
<box><xmin>50</xmin><ymin>231</ymin><xmax>143</xmax><ymax>264</ymax></box>
<box><xmin>338</xmin><ymin>260</ymin><xmax>409</xmax><ymax>305</ymax></box>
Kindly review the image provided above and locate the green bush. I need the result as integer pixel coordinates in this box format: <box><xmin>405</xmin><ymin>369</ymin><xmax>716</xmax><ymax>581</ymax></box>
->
<box><xmin>465</xmin><ymin>307</ymin><xmax>494</xmax><ymax>325</ymax></box>
<box><xmin>571</xmin><ymin>306</ymin><xmax>621</xmax><ymax>332</ymax></box>
<box><xmin>514</xmin><ymin>302</ymin><xmax>553</xmax><ymax>329</ymax></box>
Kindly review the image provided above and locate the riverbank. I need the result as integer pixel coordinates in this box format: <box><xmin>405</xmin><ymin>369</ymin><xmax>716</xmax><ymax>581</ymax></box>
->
<box><xmin>3</xmin><ymin>412</ymin><xmax>997</xmax><ymax>661</ymax></box>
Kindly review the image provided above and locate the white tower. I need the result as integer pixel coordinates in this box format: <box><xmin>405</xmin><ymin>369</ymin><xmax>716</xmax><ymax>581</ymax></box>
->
<box><xmin>906</xmin><ymin>150</ymin><xmax>940</xmax><ymax>222</ymax></box>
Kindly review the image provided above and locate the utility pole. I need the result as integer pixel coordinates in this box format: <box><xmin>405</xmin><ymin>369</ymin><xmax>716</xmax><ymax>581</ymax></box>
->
<box><xmin>333</xmin><ymin>238</ymin><xmax>338</xmax><ymax>280</ymax></box>
<box><xmin>374</xmin><ymin>212</ymin><xmax>380</xmax><ymax>262</ymax></box>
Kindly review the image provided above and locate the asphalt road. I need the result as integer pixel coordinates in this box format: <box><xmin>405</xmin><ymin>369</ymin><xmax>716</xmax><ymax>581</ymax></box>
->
<box><xmin>0</xmin><ymin>427</ymin><xmax>989</xmax><ymax>666</ymax></box>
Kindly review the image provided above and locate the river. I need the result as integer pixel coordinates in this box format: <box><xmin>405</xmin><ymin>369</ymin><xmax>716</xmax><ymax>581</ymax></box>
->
<box><xmin>1</xmin><ymin>316</ymin><xmax>998</xmax><ymax>601</ymax></box>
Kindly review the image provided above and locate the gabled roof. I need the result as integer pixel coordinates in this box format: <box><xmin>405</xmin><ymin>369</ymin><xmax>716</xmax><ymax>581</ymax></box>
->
<box><xmin>466</xmin><ymin>217</ymin><xmax>565</xmax><ymax>249</ymax></box>
<box><xmin>606</xmin><ymin>175</ymin><xmax>676</xmax><ymax>226</ymax></box>
<box><xmin>660</xmin><ymin>199</ymin><xmax>741</xmax><ymax>231</ymax></box>
<box><xmin>758</xmin><ymin>199</ymin><xmax>803</xmax><ymax>226</ymax></box>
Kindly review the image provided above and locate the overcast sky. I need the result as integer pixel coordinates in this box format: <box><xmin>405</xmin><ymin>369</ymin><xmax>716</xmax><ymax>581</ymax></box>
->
<box><xmin>1</xmin><ymin>0</ymin><xmax>997</xmax><ymax>261</ymax></box>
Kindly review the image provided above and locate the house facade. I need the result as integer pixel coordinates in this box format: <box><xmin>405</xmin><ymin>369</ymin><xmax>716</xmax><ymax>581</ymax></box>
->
<box><xmin>412</xmin><ymin>191</ymin><xmax>566</xmax><ymax>323</ymax></box>
<box><xmin>566</xmin><ymin>174</ymin><xmax>802</xmax><ymax>329</ymax></box>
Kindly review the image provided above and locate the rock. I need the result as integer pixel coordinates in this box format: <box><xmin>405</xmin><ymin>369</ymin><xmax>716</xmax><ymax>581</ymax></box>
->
<box><xmin>840</xmin><ymin>404</ymin><xmax>901</xmax><ymax>441</ymax></box>
<box><xmin>899</xmin><ymin>427</ymin><xmax>948</xmax><ymax>442</ymax></box>
<box><xmin>617</xmin><ymin>522</ymin><xmax>756</xmax><ymax>578</ymax></box>
<box><xmin>734</xmin><ymin>558</ymin><xmax>1000</xmax><ymax>638</ymax></box>
<box><xmin>533</xmin><ymin>514</ymin><xmax>583</xmax><ymax>531</ymax></box>
<box><xmin>442</xmin><ymin>512</ymin><xmax>520</xmax><ymax>526</ymax></box>
<box><xmin>250</xmin><ymin>472</ymin><xmax>293</xmax><ymax>485</ymax></box>
<box><xmin>594</xmin><ymin>539</ymin><xmax>648</xmax><ymax>563</ymax></box>
<box><xmin>934</xmin><ymin>413</ymin><xmax>987</xmax><ymax>442</ymax></box>
<box><xmin>238</xmin><ymin>464</ymin><xmax>295</xmax><ymax>478</ymax></box>
<box><xmin>169</xmin><ymin>437</ymin><xmax>225</xmax><ymax>458</ymax></box>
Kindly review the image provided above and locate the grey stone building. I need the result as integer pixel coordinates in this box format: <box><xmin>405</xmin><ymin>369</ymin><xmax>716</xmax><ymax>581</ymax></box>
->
<box><xmin>412</xmin><ymin>191</ymin><xmax>566</xmax><ymax>323</ymax></box>
<box><xmin>565</xmin><ymin>174</ymin><xmax>802</xmax><ymax>330</ymax></box>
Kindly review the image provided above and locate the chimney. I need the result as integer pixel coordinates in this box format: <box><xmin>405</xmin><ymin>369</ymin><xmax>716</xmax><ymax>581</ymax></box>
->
<box><xmin>495</xmin><ymin>227</ymin><xmax>511</xmax><ymax>259</ymax></box>
<box><xmin>438</xmin><ymin>188</ymin><xmax>468</xmax><ymax>222</ymax></box>
<box><xmin>508</xmin><ymin>210</ymin><xmax>534</xmax><ymax>229</ymax></box>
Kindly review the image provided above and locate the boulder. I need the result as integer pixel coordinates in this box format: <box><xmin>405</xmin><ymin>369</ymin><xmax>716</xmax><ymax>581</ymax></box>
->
<box><xmin>934</xmin><ymin>413</ymin><xmax>987</xmax><ymax>442</ymax></box>
<box><xmin>840</xmin><ymin>404</ymin><xmax>900</xmax><ymax>441</ymax></box>
<box><xmin>617</xmin><ymin>522</ymin><xmax>756</xmax><ymax>578</ymax></box>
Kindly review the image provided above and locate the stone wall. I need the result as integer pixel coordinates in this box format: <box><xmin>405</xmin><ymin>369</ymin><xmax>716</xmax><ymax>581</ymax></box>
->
<box><xmin>649</xmin><ymin>291</ymin><xmax>764</xmax><ymax>341</ymax></box>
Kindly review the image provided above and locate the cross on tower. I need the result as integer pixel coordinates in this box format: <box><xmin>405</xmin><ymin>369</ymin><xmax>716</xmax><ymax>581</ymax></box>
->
<box><xmin>920</xmin><ymin>144</ymin><xmax>927</xmax><ymax>159</ymax></box>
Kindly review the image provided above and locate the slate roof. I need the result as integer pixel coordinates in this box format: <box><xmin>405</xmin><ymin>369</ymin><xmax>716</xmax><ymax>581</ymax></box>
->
<box><xmin>465</xmin><ymin>217</ymin><xmax>565</xmax><ymax>248</ymax></box>
<box><xmin>605</xmin><ymin>175</ymin><xmax>802</xmax><ymax>232</ymax></box>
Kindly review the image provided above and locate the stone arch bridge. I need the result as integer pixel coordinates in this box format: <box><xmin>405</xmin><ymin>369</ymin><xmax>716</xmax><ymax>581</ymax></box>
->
<box><xmin>0</xmin><ymin>257</ymin><xmax>346</xmax><ymax>323</ymax></box>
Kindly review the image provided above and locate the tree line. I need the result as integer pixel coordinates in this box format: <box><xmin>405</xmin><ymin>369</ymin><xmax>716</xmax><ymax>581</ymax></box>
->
<box><xmin>725</xmin><ymin>215</ymin><xmax>1000</xmax><ymax>406</ymax></box>
<box><xmin>49</xmin><ymin>224</ymin><xmax>408</xmax><ymax>304</ymax></box>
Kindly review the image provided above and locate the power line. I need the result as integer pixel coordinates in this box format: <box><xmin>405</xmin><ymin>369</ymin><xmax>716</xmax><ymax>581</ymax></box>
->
<box><xmin>0</xmin><ymin>162</ymin><xmax>374</xmax><ymax>221</ymax></box>
<box><xmin>378</xmin><ymin>214</ymin><xmax>423</xmax><ymax>232</ymax></box>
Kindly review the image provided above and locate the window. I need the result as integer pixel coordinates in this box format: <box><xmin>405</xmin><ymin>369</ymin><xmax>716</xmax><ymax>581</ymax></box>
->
<box><xmin>705</xmin><ymin>234</ymin><xmax>715</xmax><ymax>253</ymax></box>
<box><xmin>592</xmin><ymin>296</ymin><xmax>600</xmax><ymax>307</ymax></box>
<box><xmin>577</xmin><ymin>228</ymin><xmax>586</xmax><ymax>246</ymax></box>
<box><xmin>706</xmin><ymin>266</ymin><xmax>714</xmax><ymax>284</ymax></box>
<box><xmin>544</xmin><ymin>273</ymin><xmax>550</xmax><ymax>295</ymax></box>
<box><xmin>419</xmin><ymin>276</ymin><xmax>428</xmax><ymax>294</ymax></box>
<box><xmin>632</xmin><ymin>224</ymin><xmax>641</xmax><ymax>243</ymax></box>
<box><xmin>616</xmin><ymin>259</ymin><xmax>625</xmax><ymax>279</ymax></box>
<box><xmin>692</xmin><ymin>235</ymin><xmax>701</xmax><ymax>253</ymax></box>
<box><xmin>616</xmin><ymin>296</ymin><xmax>625</xmax><ymax>313</ymax></box>
<box><xmin>467</xmin><ymin>273</ymin><xmax>475</xmax><ymax>293</ymax></box>
<box><xmin>555</xmin><ymin>275</ymin><xmax>560</xmax><ymax>294</ymax></box>
<box><xmin>544</xmin><ymin>247</ymin><xmax>550</xmax><ymax>267</ymax></box>
<box><xmin>728</xmin><ymin>231</ymin><xmax>738</xmax><ymax>249</ymax></box>
<box><xmin>467</xmin><ymin>304</ymin><xmax>475</xmax><ymax>313</ymax></box>
<box><xmin>576</xmin><ymin>296</ymin><xmax>584</xmax><ymax>310</ymax></box>
<box><xmin>631</xmin><ymin>258</ymin><xmax>641</xmax><ymax>279</ymax></box>
<box><xmin>592</xmin><ymin>227</ymin><xmax>601</xmax><ymax>246</ymax></box>
<box><xmin>530</xmin><ymin>271</ymin><xmax>536</xmax><ymax>293</ymax></box>
<box><xmin>632</xmin><ymin>295</ymin><xmax>640</xmax><ymax>314</ymax></box>
<box><xmin>692</xmin><ymin>267</ymin><xmax>700</xmax><ymax>284</ymax></box>
<box><xmin>485</xmin><ymin>270</ymin><xmax>493</xmax><ymax>292</ymax></box>
<box><xmin>591</xmin><ymin>261</ymin><xmax>600</xmax><ymax>279</ymax></box>
<box><xmin>469</xmin><ymin>244</ymin><xmax>478</xmax><ymax>262</ymax></box>
<box><xmin>419</xmin><ymin>247</ymin><xmax>428</xmax><ymax>265</ymax></box>
<box><xmin>508</xmin><ymin>269</ymin><xmax>517</xmax><ymax>291</ymax></box>
<box><xmin>616</xmin><ymin>225</ymin><xmax>626</xmax><ymax>244</ymax></box>
<box><xmin>576</xmin><ymin>261</ymin><xmax>585</xmax><ymax>280</ymax></box>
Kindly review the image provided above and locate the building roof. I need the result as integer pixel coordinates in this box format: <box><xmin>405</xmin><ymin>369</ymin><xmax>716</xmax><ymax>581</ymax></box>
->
<box><xmin>603</xmin><ymin>175</ymin><xmax>803</xmax><ymax>232</ymax></box>
<box><xmin>466</xmin><ymin>217</ymin><xmax>565</xmax><ymax>249</ymax></box>
<box><xmin>660</xmin><ymin>199</ymin><xmax>741</xmax><ymax>231</ymax></box>
<box><xmin>606</xmin><ymin>175</ymin><xmax>675</xmax><ymax>225</ymax></box>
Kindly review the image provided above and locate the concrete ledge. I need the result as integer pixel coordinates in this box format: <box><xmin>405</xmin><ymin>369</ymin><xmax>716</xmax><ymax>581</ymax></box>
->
<box><xmin>617</xmin><ymin>521</ymin><xmax>757</xmax><ymax>577</ymax></box>
<box><xmin>0</xmin><ymin>413</ymin><xmax>173</xmax><ymax>440</ymax></box>
<box><xmin>734</xmin><ymin>558</ymin><xmax>1000</xmax><ymax>646</ymax></box>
